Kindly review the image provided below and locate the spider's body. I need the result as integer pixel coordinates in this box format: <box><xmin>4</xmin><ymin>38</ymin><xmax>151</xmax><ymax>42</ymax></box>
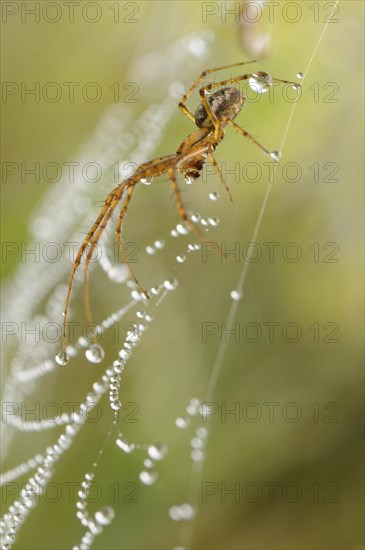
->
<box><xmin>60</xmin><ymin>62</ymin><xmax>300</xmax><ymax>357</ymax></box>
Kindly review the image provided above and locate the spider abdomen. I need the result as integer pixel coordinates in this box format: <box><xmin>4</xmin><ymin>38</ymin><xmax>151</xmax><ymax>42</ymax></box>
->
<box><xmin>195</xmin><ymin>87</ymin><xmax>244</xmax><ymax>129</ymax></box>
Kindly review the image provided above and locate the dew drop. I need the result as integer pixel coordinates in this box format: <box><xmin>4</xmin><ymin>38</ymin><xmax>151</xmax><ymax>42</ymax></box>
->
<box><xmin>136</xmin><ymin>310</ymin><xmax>146</xmax><ymax>319</ymax></box>
<box><xmin>85</xmin><ymin>344</ymin><xmax>105</xmax><ymax>364</ymax></box>
<box><xmin>191</xmin><ymin>436</ymin><xmax>205</xmax><ymax>449</ymax></box>
<box><xmin>147</xmin><ymin>443</ymin><xmax>168</xmax><ymax>461</ymax></box>
<box><xmin>230</xmin><ymin>289</ymin><xmax>243</xmax><ymax>301</ymax></box>
<box><xmin>185</xmin><ymin>175</ymin><xmax>194</xmax><ymax>185</ymax></box>
<box><xmin>171</xmin><ymin>229</ymin><xmax>178</xmax><ymax>238</ymax></box>
<box><xmin>169</xmin><ymin>503</ymin><xmax>196</xmax><ymax>521</ymax></box>
<box><xmin>208</xmin><ymin>217</ymin><xmax>219</xmax><ymax>227</ymax></box>
<box><xmin>145</xmin><ymin>245</ymin><xmax>155</xmax><ymax>255</ymax></box>
<box><xmin>140</xmin><ymin>177</ymin><xmax>153</xmax><ymax>185</ymax></box>
<box><xmin>270</xmin><ymin>150</ymin><xmax>281</xmax><ymax>162</ymax></box>
<box><xmin>154</xmin><ymin>240</ymin><xmax>165</xmax><ymax>249</ymax></box>
<box><xmin>140</xmin><ymin>470</ymin><xmax>158</xmax><ymax>485</ymax></box>
<box><xmin>249</xmin><ymin>71</ymin><xmax>272</xmax><ymax>93</ymax></box>
<box><xmin>196</xmin><ymin>426</ymin><xmax>208</xmax><ymax>439</ymax></box>
<box><xmin>176</xmin><ymin>254</ymin><xmax>186</xmax><ymax>264</ymax></box>
<box><xmin>116</xmin><ymin>435</ymin><xmax>135</xmax><ymax>453</ymax></box>
<box><xmin>188</xmin><ymin>243</ymin><xmax>201</xmax><ymax>252</ymax></box>
<box><xmin>191</xmin><ymin>449</ymin><xmax>205</xmax><ymax>463</ymax></box>
<box><xmin>55</xmin><ymin>351</ymin><xmax>69</xmax><ymax>366</ymax></box>
<box><xmin>163</xmin><ymin>278</ymin><xmax>178</xmax><ymax>291</ymax></box>
<box><xmin>190</xmin><ymin>213</ymin><xmax>201</xmax><ymax>223</ymax></box>
<box><xmin>95</xmin><ymin>506</ymin><xmax>115</xmax><ymax>526</ymax></box>
<box><xmin>292</xmin><ymin>83</ymin><xmax>301</xmax><ymax>91</ymax></box>
<box><xmin>176</xmin><ymin>416</ymin><xmax>189</xmax><ymax>429</ymax></box>
<box><xmin>296</xmin><ymin>72</ymin><xmax>304</xmax><ymax>79</ymax></box>
<box><xmin>209</xmin><ymin>192</ymin><xmax>219</xmax><ymax>201</ymax></box>
<box><xmin>176</xmin><ymin>223</ymin><xmax>189</xmax><ymax>235</ymax></box>
<box><xmin>110</xmin><ymin>400</ymin><xmax>122</xmax><ymax>411</ymax></box>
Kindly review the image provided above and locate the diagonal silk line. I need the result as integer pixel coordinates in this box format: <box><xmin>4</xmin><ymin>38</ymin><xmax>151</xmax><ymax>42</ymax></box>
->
<box><xmin>179</xmin><ymin>2</ymin><xmax>340</xmax><ymax>548</ymax></box>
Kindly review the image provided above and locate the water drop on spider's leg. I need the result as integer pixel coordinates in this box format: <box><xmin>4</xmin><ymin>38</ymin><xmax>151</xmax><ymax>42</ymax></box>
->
<box><xmin>270</xmin><ymin>150</ymin><xmax>281</xmax><ymax>162</ymax></box>
<box><xmin>55</xmin><ymin>351</ymin><xmax>69</xmax><ymax>366</ymax></box>
<box><xmin>249</xmin><ymin>72</ymin><xmax>272</xmax><ymax>93</ymax></box>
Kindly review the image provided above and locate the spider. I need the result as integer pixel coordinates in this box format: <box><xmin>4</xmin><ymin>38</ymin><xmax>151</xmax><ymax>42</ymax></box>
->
<box><xmin>57</xmin><ymin>61</ymin><xmax>300</xmax><ymax>363</ymax></box>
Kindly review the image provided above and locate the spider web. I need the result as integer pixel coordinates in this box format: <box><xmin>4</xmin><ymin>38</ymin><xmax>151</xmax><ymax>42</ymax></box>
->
<box><xmin>2</xmin><ymin>1</ymin><xmax>361</xmax><ymax>549</ymax></box>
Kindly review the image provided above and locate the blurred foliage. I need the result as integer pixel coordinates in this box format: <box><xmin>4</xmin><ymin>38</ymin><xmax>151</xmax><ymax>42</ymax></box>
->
<box><xmin>1</xmin><ymin>1</ymin><xmax>364</xmax><ymax>549</ymax></box>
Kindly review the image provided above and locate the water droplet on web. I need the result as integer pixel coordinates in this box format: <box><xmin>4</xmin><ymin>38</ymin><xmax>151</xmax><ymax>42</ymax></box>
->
<box><xmin>297</xmin><ymin>72</ymin><xmax>304</xmax><ymax>79</ymax></box>
<box><xmin>249</xmin><ymin>71</ymin><xmax>272</xmax><ymax>93</ymax></box>
<box><xmin>147</xmin><ymin>443</ymin><xmax>168</xmax><ymax>461</ymax></box>
<box><xmin>145</xmin><ymin>245</ymin><xmax>155</xmax><ymax>255</ymax></box>
<box><xmin>191</xmin><ymin>449</ymin><xmax>205</xmax><ymax>463</ymax></box>
<box><xmin>136</xmin><ymin>310</ymin><xmax>146</xmax><ymax>319</ymax></box>
<box><xmin>270</xmin><ymin>150</ymin><xmax>281</xmax><ymax>162</ymax></box>
<box><xmin>169</xmin><ymin>503</ymin><xmax>196</xmax><ymax>521</ymax></box>
<box><xmin>176</xmin><ymin>416</ymin><xmax>189</xmax><ymax>429</ymax></box>
<box><xmin>85</xmin><ymin>344</ymin><xmax>105</xmax><ymax>364</ymax></box>
<box><xmin>110</xmin><ymin>399</ymin><xmax>122</xmax><ymax>411</ymax></box>
<box><xmin>186</xmin><ymin>398</ymin><xmax>201</xmax><ymax>416</ymax></box>
<box><xmin>94</xmin><ymin>506</ymin><xmax>115</xmax><ymax>526</ymax></box>
<box><xmin>163</xmin><ymin>278</ymin><xmax>178</xmax><ymax>291</ymax></box>
<box><xmin>190</xmin><ymin>212</ymin><xmax>201</xmax><ymax>223</ymax></box>
<box><xmin>187</xmin><ymin>243</ymin><xmax>201</xmax><ymax>252</ymax></box>
<box><xmin>196</xmin><ymin>426</ymin><xmax>208</xmax><ymax>438</ymax></box>
<box><xmin>209</xmin><ymin>192</ymin><xmax>219</xmax><ymax>201</ymax></box>
<box><xmin>201</xmin><ymin>217</ymin><xmax>209</xmax><ymax>227</ymax></box>
<box><xmin>176</xmin><ymin>223</ymin><xmax>189</xmax><ymax>235</ymax></box>
<box><xmin>209</xmin><ymin>217</ymin><xmax>219</xmax><ymax>227</ymax></box>
<box><xmin>154</xmin><ymin>240</ymin><xmax>165</xmax><ymax>249</ymax></box>
<box><xmin>116</xmin><ymin>435</ymin><xmax>135</xmax><ymax>453</ymax></box>
<box><xmin>230</xmin><ymin>290</ymin><xmax>243</xmax><ymax>301</ymax></box>
<box><xmin>292</xmin><ymin>83</ymin><xmax>300</xmax><ymax>91</ymax></box>
<box><xmin>171</xmin><ymin>229</ymin><xmax>178</xmax><ymax>238</ymax></box>
<box><xmin>140</xmin><ymin>470</ymin><xmax>158</xmax><ymax>485</ymax></box>
<box><xmin>55</xmin><ymin>351</ymin><xmax>69</xmax><ymax>366</ymax></box>
<box><xmin>176</xmin><ymin>254</ymin><xmax>186</xmax><ymax>264</ymax></box>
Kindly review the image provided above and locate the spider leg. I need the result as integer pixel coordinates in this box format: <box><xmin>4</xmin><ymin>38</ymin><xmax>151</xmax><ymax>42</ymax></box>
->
<box><xmin>226</xmin><ymin>119</ymin><xmax>272</xmax><ymax>157</ymax></box>
<box><xmin>115</xmin><ymin>185</ymin><xmax>150</xmax><ymax>298</ymax></box>
<box><xmin>178</xmin><ymin>61</ymin><xmax>256</xmax><ymax>124</ymax></box>
<box><xmin>168</xmin><ymin>167</ymin><xmax>207</xmax><ymax>240</ymax></box>
<box><xmin>62</xmin><ymin>187</ymin><xmax>118</xmax><ymax>351</ymax></box>
<box><xmin>82</xmin><ymin>183</ymin><xmax>128</xmax><ymax>343</ymax></box>
<box><xmin>208</xmin><ymin>152</ymin><xmax>233</xmax><ymax>202</ymax></box>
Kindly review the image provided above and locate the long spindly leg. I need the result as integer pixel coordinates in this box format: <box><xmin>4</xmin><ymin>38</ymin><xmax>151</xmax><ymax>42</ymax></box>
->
<box><xmin>82</xmin><ymin>184</ymin><xmax>128</xmax><ymax>343</ymax></box>
<box><xmin>208</xmin><ymin>152</ymin><xmax>233</xmax><ymax>202</ymax></box>
<box><xmin>178</xmin><ymin>61</ymin><xmax>256</xmax><ymax>123</ymax></box>
<box><xmin>227</xmin><ymin>119</ymin><xmax>275</xmax><ymax>158</ymax></box>
<box><xmin>115</xmin><ymin>185</ymin><xmax>149</xmax><ymax>298</ymax></box>
<box><xmin>62</xmin><ymin>187</ymin><xmax>118</xmax><ymax>351</ymax></box>
<box><xmin>168</xmin><ymin>167</ymin><xmax>205</xmax><ymax>238</ymax></box>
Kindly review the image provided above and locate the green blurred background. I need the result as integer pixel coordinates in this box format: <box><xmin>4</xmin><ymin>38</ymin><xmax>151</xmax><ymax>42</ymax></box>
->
<box><xmin>1</xmin><ymin>1</ymin><xmax>364</xmax><ymax>549</ymax></box>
